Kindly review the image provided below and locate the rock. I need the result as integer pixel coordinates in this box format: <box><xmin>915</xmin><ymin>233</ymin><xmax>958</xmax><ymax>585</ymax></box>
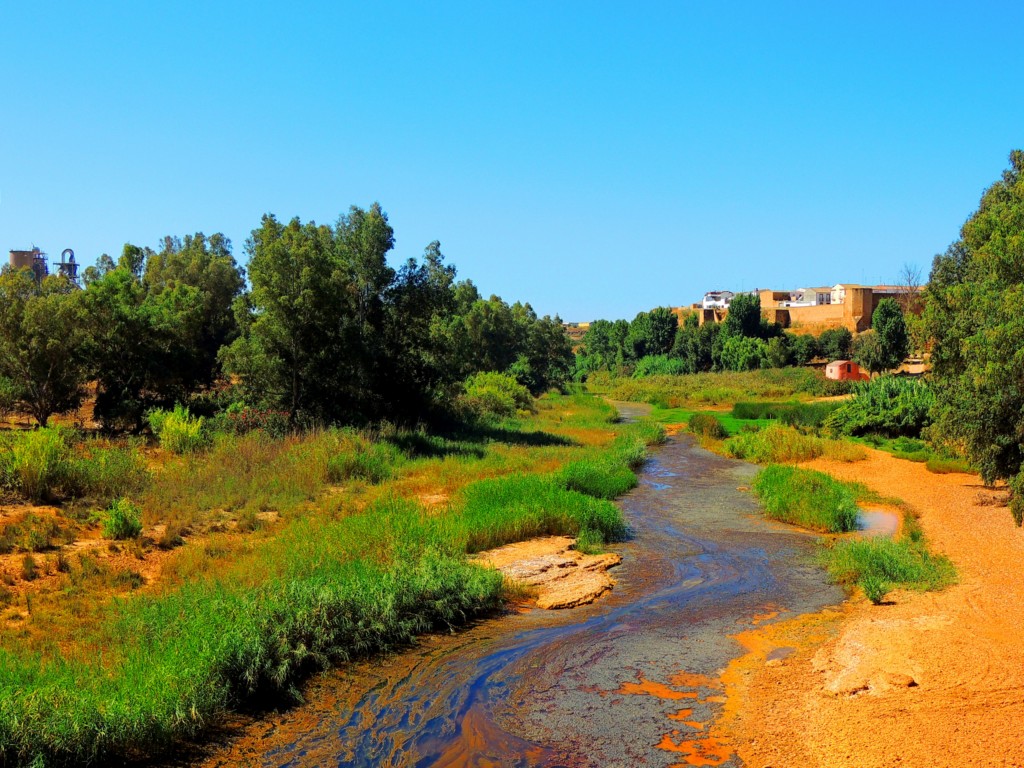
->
<box><xmin>472</xmin><ymin>536</ymin><xmax>622</xmax><ymax>610</ymax></box>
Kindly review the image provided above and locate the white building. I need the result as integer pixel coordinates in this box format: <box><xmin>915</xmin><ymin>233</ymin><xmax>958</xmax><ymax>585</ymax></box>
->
<box><xmin>701</xmin><ymin>290</ymin><xmax>734</xmax><ymax>309</ymax></box>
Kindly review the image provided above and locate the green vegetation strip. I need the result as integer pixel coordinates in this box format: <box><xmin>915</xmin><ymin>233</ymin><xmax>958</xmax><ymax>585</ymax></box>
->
<box><xmin>752</xmin><ymin>465</ymin><xmax>858</xmax><ymax>533</ymax></box>
<box><xmin>0</xmin><ymin>402</ymin><xmax>663</xmax><ymax>767</ymax></box>
<box><xmin>752</xmin><ymin>464</ymin><xmax>956</xmax><ymax>604</ymax></box>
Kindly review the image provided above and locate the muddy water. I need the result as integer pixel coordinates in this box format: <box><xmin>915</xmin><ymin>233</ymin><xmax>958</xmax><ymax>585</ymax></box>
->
<box><xmin>209</xmin><ymin>406</ymin><xmax>844</xmax><ymax>767</ymax></box>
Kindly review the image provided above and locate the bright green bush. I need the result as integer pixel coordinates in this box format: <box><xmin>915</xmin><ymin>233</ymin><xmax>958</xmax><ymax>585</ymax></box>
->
<box><xmin>825</xmin><ymin>375</ymin><xmax>934</xmax><ymax>438</ymax></box>
<box><xmin>725</xmin><ymin>423</ymin><xmax>865</xmax><ymax>464</ymax></box>
<box><xmin>101</xmin><ymin>498</ymin><xmax>143</xmax><ymax>540</ymax></box>
<box><xmin>752</xmin><ymin>464</ymin><xmax>858</xmax><ymax>532</ymax></box>
<box><xmin>148</xmin><ymin>405</ymin><xmax>209</xmax><ymax>454</ymax></box>
<box><xmin>460</xmin><ymin>371</ymin><xmax>534</xmax><ymax>420</ymax></box>
<box><xmin>688</xmin><ymin>413</ymin><xmax>726</xmax><ymax>439</ymax></box>
<box><xmin>0</xmin><ymin>428</ymin><xmax>76</xmax><ymax>502</ymax></box>
<box><xmin>731</xmin><ymin>401</ymin><xmax>841</xmax><ymax>429</ymax></box>
<box><xmin>632</xmin><ymin>354</ymin><xmax>687</xmax><ymax>378</ymax></box>
<box><xmin>819</xmin><ymin>536</ymin><xmax>956</xmax><ymax>604</ymax></box>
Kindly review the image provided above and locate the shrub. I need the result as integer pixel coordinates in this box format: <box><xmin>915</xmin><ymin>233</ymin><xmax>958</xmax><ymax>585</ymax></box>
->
<box><xmin>326</xmin><ymin>442</ymin><xmax>404</xmax><ymax>484</ymax></box>
<box><xmin>825</xmin><ymin>375</ymin><xmax>934</xmax><ymax>438</ymax></box>
<box><xmin>560</xmin><ymin>458</ymin><xmax>637</xmax><ymax>499</ymax></box>
<box><xmin>70</xmin><ymin>441</ymin><xmax>149</xmax><ymax>504</ymax></box>
<box><xmin>148</xmin><ymin>405</ymin><xmax>209</xmax><ymax>454</ymax></box>
<box><xmin>688</xmin><ymin>413</ymin><xmax>726</xmax><ymax>439</ymax></box>
<box><xmin>819</xmin><ymin>535</ymin><xmax>956</xmax><ymax>603</ymax></box>
<box><xmin>731</xmin><ymin>401</ymin><xmax>841</xmax><ymax>430</ymax></box>
<box><xmin>752</xmin><ymin>464</ymin><xmax>859</xmax><ymax>532</ymax></box>
<box><xmin>460</xmin><ymin>372</ymin><xmax>534</xmax><ymax>420</ymax></box>
<box><xmin>632</xmin><ymin>355</ymin><xmax>687</xmax><ymax>378</ymax></box>
<box><xmin>102</xmin><ymin>498</ymin><xmax>143</xmax><ymax>540</ymax></box>
<box><xmin>0</xmin><ymin>514</ymin><xmax>72</xmax><ymax>554</ymax></box>
<box><xmin>218</xmin><ymin>404</ymin><xmax>291</xmax><ymax>439</ymax></box>
<box><xmin>724</xmin><ymin>423</ymin><xmax>865</xmax><ymax>464</ymax></box>
<box><xmin>0</xmin><ymin>428</ymin><xmax>75</xmax><ymax>502</ymax></box>
<box><xmin>21</xmin><ymin>554</ymin><xmax>38</xmax><ymax>581</ymax></box>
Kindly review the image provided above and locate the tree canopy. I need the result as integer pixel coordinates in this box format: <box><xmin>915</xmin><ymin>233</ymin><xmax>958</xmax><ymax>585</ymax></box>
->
<box><xmin>926</xmin><ymin>150</ymin><xmax>1024</xmax><ymax>494</ymax></box>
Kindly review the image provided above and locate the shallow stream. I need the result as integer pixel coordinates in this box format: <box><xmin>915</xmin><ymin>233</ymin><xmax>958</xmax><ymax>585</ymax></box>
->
<box><xmin>204</xmin><ymin>404</ymin><xmax>847</xmax><ymax>767</ymax></box>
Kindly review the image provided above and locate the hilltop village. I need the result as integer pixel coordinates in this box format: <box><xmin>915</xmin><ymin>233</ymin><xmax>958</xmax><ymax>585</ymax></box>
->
<box><xmin>565</xmin><ymin>283</ymin><xmax>924</xmax><ymax>342</ymax></box>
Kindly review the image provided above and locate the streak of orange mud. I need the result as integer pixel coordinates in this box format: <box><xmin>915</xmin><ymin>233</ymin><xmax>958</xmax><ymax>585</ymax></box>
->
<box><xmin>616</xmin><ymin>669</ymin><xmax>736</xmax><ymax>767</ymax></box>
<box><xmin>430</xmin><ymin>706</ymin><xmax>549</xmax><ymax>768</ymax></box>
<box><xmin>719</xmin><ymin>447</ymin><xmax>1024</xmax><ymax>767</ymax></box>
<box><xmin>616</xmin><ymin>678</ymin><xmax>699</xmax><ymax>700</ymax></box>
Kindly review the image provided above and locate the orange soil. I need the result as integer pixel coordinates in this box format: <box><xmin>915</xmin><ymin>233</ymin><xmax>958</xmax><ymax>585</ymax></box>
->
<box><xmin>721</xmin><ymin>447</ymin><xmax>1024</xmax><ymax>767</ymax></box>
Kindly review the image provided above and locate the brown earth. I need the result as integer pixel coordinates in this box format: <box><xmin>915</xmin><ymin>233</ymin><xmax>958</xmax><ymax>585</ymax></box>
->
<box><xmin>472</xmin><ymin>536</ymin><xmax>621</xmax><ymax>610</ymax></box>
<box><xmin>720</xmin><ymin>448</ymin><xmax>1024</xmax><ymax>768</ymax></box>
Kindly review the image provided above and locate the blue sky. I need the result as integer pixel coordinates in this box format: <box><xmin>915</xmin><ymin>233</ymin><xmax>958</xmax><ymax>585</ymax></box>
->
<box><xmin>2</xmin><ymin>2</ymin><xmax>1022</xmax><ymax>321</ymax></box>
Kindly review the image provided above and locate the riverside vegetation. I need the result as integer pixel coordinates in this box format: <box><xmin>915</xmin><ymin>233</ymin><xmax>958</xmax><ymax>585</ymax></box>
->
<box><xmin>0</xmin><ymin>392</ymin><xmax>665</xmax><ymax>766</ymax></box>
<box><xmin>0</xmin><ymin>203</ymin><xmax>671</xmax><ymax>765</ymax></box>
<box><xmin>588</xmin><ymin>367</ymin><xmax>955</xmax><ymax>604</ymax></box>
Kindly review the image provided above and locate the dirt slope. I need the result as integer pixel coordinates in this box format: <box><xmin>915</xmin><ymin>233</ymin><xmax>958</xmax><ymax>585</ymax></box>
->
<box><xmin>724</xmin><ymin>448</ymin><xmax>1024</xmax><ymax>768</ymax></box>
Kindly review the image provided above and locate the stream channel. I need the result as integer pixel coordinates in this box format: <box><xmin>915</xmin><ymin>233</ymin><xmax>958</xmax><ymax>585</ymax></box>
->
<box><xmin>204</xmin><ymin>403</ymin><xmax>853</xmax><ymax>767</ymax></box>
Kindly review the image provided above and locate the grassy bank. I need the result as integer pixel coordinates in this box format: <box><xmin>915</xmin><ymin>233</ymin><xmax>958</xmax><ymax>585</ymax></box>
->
<box><xmin>0</xmin><ymin>393</ymin><xmax>662</xmax><ymax>766</ymax></box>
<box><xmin>751</xmin><ymin>464</ymin><xmax>956</xmax><ymax>603</ymax></box>
<box><xmin>752</xmin><ymin>465</ymin><xmax>859</xmax><ymax>533</ymax></box>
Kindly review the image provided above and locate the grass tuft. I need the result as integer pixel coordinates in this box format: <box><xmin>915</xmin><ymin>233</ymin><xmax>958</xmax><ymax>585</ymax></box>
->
<box><xmin>752</xmin><ymin>464</ymin><xmax>858</xmax><ymax>532</ymax></box>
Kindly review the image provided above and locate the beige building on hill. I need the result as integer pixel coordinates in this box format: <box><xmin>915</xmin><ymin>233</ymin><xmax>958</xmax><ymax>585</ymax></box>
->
<box><xmin>693</xmin><ymin>283</ymin><xmax>923</xmax><ymax>334</ymax></box>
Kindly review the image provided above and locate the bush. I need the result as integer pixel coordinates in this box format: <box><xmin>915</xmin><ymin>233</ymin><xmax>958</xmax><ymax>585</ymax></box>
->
<box><xmin>102</xmin><ymin>498</ymin><xmax>143</xmax><ymax>540</ymax></box>
<box><xmin>1011</xmin><ymin>470</ymin><xmax>1024</xmax><ymax>527</ymax></box>
<box><xmin>326</xmin><ymin>441</ymin><xmax>404</xmax><ymax>484</ymax></box>
<box><xmin>0</xmin><ymin>514</ymin><xmax>72</xmax><ymax>554</ymax></box>
<box><xmin>688</xmin><ymin>413</ymin><xmax>726</xmax><ymax>439</ymax></box>
<box><xmin>825</xmin><ymin>375</ymin><xmax>934</xmax><ymax>438</ymax></box>
<box><xmin>724</xmin><ymin>423</ymin><xmax>865</xmax><ymax>464</ymax></box>
<box><xmin>819</xmin><ymin>536</ymin><xmax>956</xmax><ymax>603</ymax></box>
<box><xmin>148</xmin><ymin>405</ymin><xmax>209</xmax><ymax>454</ymax></box>
<box><xmin>752</xmin><ymin>465</ymin><xmax>859</xmax><ymax>532</ymax></box>
<box><xmin>70</xmin><ymin>441</ymin><xmax>149</xmax><ymax>504</ymax></box>
<box><xmin>560</xmin><ymin>458</ymin><xmax>637</xmax><ymax>499</ymax></box>
<box><xmin>632</xmin><ymin>355</ymin><xmax>687</xmax><ymax>378</ymax></box>
<box><xmin>731</xmin><ymin>401</ymin><xmax>841</xmax><ymax>429</ymax></box>
<box><xmin>217</xmin><ymin>404</ymin><xmax>291</xmax><ymax>439</ymax></box>
<box><xmin>0</xmin><ymin>428</ymin><xmax>78</xmax><ymax>502</ymax></box>
<box><xmin>460</xmin><ymin>372</ymin><xmax>534</xmax><ymax>420</ymax></box>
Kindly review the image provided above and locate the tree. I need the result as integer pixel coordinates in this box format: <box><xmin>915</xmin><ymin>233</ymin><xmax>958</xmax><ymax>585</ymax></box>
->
<box><xmin>625</xmin><ymin>307</ymin><xmax>678</xmax><ymax>361</ymax></box>
<box><xmin>764</xmin><ymin>336</ymin><xmax>792</xmax><ymax>368</ymax></box>
<box><xmin>722</xmin><ymin>294</ymin><xmax>762</xmax><ymax>339</ymax></box>
<box><xmin>897</xmin><ymin>262</ymin><xmax>925</xmax><ymax>316</ymax></box>
<box><xmin>818</xmin><ymin>327</ymin><xmax>853</xmax><ymax>360</ymax></box>
<box><xmin>0</xmin><ymin>271</ymin><xmax>90</xmax><ymax>426</ymax></box>
<box><xmin>719</xmin><ymin>335</ymin><xmax>767</xmax><ymax>371</ymax></box>
<box><xmin>791</xmin><ymin>333</ymin><xmax>819</xmax><ymax>365</ymax></box>
<box><xmin>927</xmin><ymin>150</ymin><xmax>1024</xmax><ymax>498</ymax></box>
<box><xmin>869</xmin><ymin>298</ymin><xmax>909</xmax><ymax>373</ymax></box>
<box><xmin>573</xmin><ymin>319</ymin><xmax>630</xmax><ymax>376</ymax></box>
<box><xmin>852</xmin><ymin>330</ymin><xmax>886</xmax><ymax>375</ymax></box>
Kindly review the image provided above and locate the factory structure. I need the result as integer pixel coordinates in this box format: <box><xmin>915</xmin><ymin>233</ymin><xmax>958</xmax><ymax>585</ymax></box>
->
<box><xmin>7</xmin><ymin>247</ymin><xmax>79</xmax><ymax>285</ymax></box>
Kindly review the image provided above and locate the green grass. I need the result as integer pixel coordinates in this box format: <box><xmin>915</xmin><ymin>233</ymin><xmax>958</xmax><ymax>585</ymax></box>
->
<box><xmin>857</xmin><ymin>435</ymin><xmax>976</xmax><ymax>475</ymax></box>
<box><xmin>648</xmin><ymin>406</ymin><xmax>772</xmax><ymax>436</ymax></box>
<box><xmin>752</xmin><ymin>464</ymin><xmax>859</xmax><ymax>533</ymax></box>
<box><xmin>724</xmin><ymin>423</ymin><xmax>866</xmax><ymax>464</ymax></box>
<box><xmin>819</xmin><ymin>535</ymin><xmax>956</xmax><ymax>604</ymax></box>
<box><xmin>0</xmin><ymin>391</ymin><xmax>660</xmax><ymax>767</ymax></box>
<box><xmin>731</xmin><ymin>400</ymin><xmax>842</xmax><ymax>429</ymax></box>
<box><xmin>597</xmin><ymin>368</ymin><xmax>851</xmax><ymax>408</ymax></box>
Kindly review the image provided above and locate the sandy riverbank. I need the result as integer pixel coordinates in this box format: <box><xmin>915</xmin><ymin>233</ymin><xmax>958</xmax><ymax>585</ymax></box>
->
<box><xmin>722</xmin><ymin>447</ymin><xmax>1024</xmax><ymax>767</ymax></box>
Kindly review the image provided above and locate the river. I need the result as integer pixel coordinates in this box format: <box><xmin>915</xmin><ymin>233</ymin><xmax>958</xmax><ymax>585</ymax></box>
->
<box><xmin>197</xmin><ymin>404</ymin><xmax>844</xmax><ymax>767</ymax></box>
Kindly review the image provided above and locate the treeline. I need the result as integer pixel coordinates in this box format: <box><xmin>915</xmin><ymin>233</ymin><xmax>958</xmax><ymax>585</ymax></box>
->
<box><xmin>574</xmin><ymin>294</ymin><xmax>908</xmax><ymax>378</ymax></box>
<box><xmin>0</xmin><ymin>204</ymin><xmax>573</xmax><ymax>428</ymax></box>
<box><xmin>925</xmin><ymin>150</ymin><xmax>1024</xmax><ymax>521</ymax></box>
